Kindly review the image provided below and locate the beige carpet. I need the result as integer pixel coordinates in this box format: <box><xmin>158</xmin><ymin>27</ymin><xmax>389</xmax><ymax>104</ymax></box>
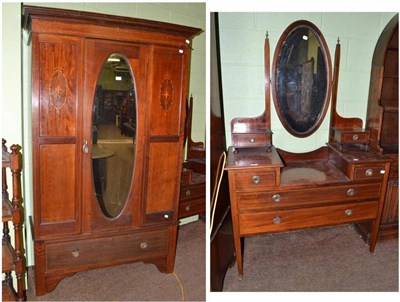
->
<box><xmin>223</xmin><ymin>224</ymin><xmax>398</xmax><ymax>292</ymax></box>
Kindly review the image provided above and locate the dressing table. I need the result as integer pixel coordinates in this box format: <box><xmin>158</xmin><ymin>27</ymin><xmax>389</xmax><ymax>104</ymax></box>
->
<box><xmin>225</xmin><ymin>20</ymin><xmax>392</xmax><ymax>277</ymax></box>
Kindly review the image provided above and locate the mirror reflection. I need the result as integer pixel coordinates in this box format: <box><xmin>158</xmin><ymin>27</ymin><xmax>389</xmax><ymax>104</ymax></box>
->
<box><xmin>92</xmin><ymin>54</ymin><xmax>136</xmax><ymax>218</ymax></box>
<box><xmin>275</xmin><ymin>26</ymin><xmax>328</xmax><ymax>136</ymax></box>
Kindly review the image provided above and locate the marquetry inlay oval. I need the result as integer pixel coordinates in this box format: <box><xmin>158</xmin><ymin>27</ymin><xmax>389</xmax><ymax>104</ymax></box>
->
<box><xmin>49</xmin><ymin>68</ymin><xmax>67</xmax><ymax>109</ymax></box>
<box><xmin>160</xmin><ymin>77</ymin><xmax>173</xmax><ymax>111</ymax></box>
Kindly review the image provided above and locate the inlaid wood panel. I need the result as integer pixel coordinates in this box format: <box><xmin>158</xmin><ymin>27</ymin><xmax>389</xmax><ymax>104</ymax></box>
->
<box><xmin>38</xmin><ymin>35</ymin><xmax>82</xmax><ymax>137</ymax></box>
<box><xmin>145</xmin><ymin>142</ymin><xmax>180</xmax><ymax>214</ymax></box>
<box><xmin>38</xmin><ymin>144</ymin><xmax>79</xmax><ymax>236</ymax></box>
<box><xmin>149</xmin><ymin>46</ymin><xmax>185</xmax><ymax>136</ymax></box>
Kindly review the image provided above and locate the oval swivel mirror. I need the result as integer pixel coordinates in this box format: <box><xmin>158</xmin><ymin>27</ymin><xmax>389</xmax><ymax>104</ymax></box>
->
<box><xmin>272</xmin><ymin>20</ymin><xmax>332</xmax><ymax>137</ymax></box>
<box><xmin>91</xmin><ymin>54</ymin><xmax>136</xmax><ymax>218</ymax></box>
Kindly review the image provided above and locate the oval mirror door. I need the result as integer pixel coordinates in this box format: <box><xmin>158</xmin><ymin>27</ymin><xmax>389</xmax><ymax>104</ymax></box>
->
<box><xmin>272</xmin><ymin>21</ymin><xmax>332</xmax><ymax>137</ymax></box>
<box><xmin>91</xmin><ymin>54</ymin><xmax>136</xmax><ymax>218</ymax></box>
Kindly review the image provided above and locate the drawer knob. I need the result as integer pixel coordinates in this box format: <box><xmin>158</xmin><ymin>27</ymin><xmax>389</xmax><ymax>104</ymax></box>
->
<box><xmin>185</xmin><ymin>190</ymin><xmax>191</xmax><ymax>196</ymax></box>
<box><xmin>352</xmin><ymin>134</ymin><xmax>359</xmax><ymax>141</ymax></box>
<box><xmin>272</xmin><ymin>216</ymin><xmax>282</xmax><ymax>224</ymax></box>
<box><xmin>252</xmin><ymin>175</ymin><xmax>261</xmax><ymax>185</ymax></box>
<box><xmin>249</xmin><ymin>138</ymin><xmax>255</xmax><ymax>143</ymax></box>
<box><xmin>365</xmin><ymin>169</ymin><xmax>373</xmax><ymax>177</ymax></box>
<box><xmin>185</xmin><ymin>205</ymin><xmax>191</xmax><ymax>212</ymax></box>
<box><xmin>347</xmin><ymin>188</ymin><xmax>355</xmax><ymax>197</ymax></box>
<box><xmin>272</xmin><ymin>194</ymin><xmax>281</xmax><ymax>203</ymax></box>
<box><xmin>72</xmin><ymin>250</ymin><xmax>80</xmax><ymax>258</ymax></box>
<box><xmin>344</xmin><ymin>209</ymin><xmax>353</xmax><ymax>216</ymax></box>
<box><xmin>140</xmin><ymin>242</ymin><xmax>148</xmax><ymax>250</ymax></box>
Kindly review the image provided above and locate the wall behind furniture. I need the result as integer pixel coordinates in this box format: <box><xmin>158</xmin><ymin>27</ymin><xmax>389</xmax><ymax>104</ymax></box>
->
<box><xmin>2</xmin><ymin>2</ymin><xmax>205</xmax><ymax>268</ymax></box>
<box><xmin>1</xmin><ymin>2</ymin><xmax>24</xmax><ymax>285</ymax></box>
<box><xmin>218</xmin><ymin>12</ymin><xmax>397</xmax><ymax>151</ymax></box>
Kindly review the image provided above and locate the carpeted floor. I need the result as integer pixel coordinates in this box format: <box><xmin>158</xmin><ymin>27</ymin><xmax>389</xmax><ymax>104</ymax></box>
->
<box><xmin>223</xmin><ymin>224</ymin><xmax>398</xmax><ymax>292</ymax></box>
<box><xmin>26</xmin><ymin>220</ymin><xmax>205</xmax><ymax>301</ymax></box>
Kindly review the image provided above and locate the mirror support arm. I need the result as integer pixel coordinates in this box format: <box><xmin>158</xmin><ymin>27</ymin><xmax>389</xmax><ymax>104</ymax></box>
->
<box><xmin>264</xmin><ymin>31</ymin><xmax>271</xmax><ymax>132</ymax></box>
<box><xmin>329</xmin><ymin>38</ymin><xmax>364</xmax><ymax>144</ymax></box>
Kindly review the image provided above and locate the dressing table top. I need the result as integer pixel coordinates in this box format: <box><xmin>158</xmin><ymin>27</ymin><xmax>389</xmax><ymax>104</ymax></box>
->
<box><xmin>328</xmin><ymin>143</ymin><xmax>392</xmax><ymax>164</ymax></box>
<box><xmin>225</xmin><ymin>147</ymin><xmax>283</xmax><ymax>170</ymax></box>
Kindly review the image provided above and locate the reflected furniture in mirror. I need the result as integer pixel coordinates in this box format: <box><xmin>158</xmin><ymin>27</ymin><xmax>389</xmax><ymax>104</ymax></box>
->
<box><xmin>186</xmin><ymin>95</ymin><xmax>206</xmax><ymax>162</ymax></box>
<box><xmin>354</xmin><ymin>15</ymin><xmax>398</xmax><ymax>242</ymax></box>
<box><xmin>2</xmin><ymin>139</ymin><xmax>26</xmax><ymax>301</ymax></box>
<box><xmin>24</xmin><ymin>6</ymin><xmax>201</xmax><ymax>295</ymax></box>
<box><xmin>225</xmin><ymin>20</ymin><xmax>392</xmax><ymax>277</ymax></box>
<box><xmin>178</xmin><ymin>95</ymin><xmax>205</xmax><ymax>219</ymax></box>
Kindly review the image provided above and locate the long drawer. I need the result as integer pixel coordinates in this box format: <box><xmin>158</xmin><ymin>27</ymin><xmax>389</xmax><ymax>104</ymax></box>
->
<box><xmin>237</xmin><ymin>182</ymin><xmax>381</xmax><ymax>212</ymax></box>
<box><xmin>239</xmin><ymin>201</ymin><xmax>378</xmax><ymax>236</ymax></box>
<box><xmin>46</xmin><ymin>229</ymin><xmax>168</xmax><ymax>271</ymax></box>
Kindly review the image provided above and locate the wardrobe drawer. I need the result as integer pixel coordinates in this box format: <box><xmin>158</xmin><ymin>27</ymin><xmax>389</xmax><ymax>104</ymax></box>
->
<box><xmin>353</xmin><ymin>165</ymin><xmax>387</xmax><ymax>180</ymax></box>
<box><xmin>239</xmin><ymin>201</ymin><xmax>378</xmax><ymax>236</ymax></box>
<box><xmin>46</xmin><ymin>230</ymin><xmax>168</xmax><ymax>271</ymax></box>
<box><xmin>234</xmin><ymin>170</ymin><xmax>278</xmax><ymax>192</ymax></box>
<box><xmin>237</xmin><ymin>183</ymin><xmax>381</xmax><ymax>212</ymax></box>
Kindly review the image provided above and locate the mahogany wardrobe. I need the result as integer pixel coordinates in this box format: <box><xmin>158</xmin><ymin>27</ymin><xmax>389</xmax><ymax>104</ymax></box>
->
<box><xmin>23</xmin><ymin>5</ymin><xmax>201</xmax><ymax>295</ymax></box>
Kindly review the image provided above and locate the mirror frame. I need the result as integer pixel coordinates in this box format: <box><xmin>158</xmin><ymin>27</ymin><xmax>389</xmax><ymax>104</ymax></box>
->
<box><xmin>271</xmin><ymin>20</ymin><xmax>332</xmax><ymax>137</ymax></box>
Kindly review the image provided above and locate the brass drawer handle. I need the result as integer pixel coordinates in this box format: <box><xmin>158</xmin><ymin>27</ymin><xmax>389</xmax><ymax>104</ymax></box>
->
<box><xmin>365</xmin><ymin>169</ymin><xmax>373</xmax><ymax>177</ymax></box>
<box><xmin>185</xmin><ymin>205</ymin><xmax>191</xmax><ymax>212</ymax></box>
<box><xmin>140</xmin><ymin>242</ymin><xmax>148</xmax><ymax>250</ymax></box>
<box><xmin>344</xmin><ymin>209</ymin><xmax>353</xmax><ymax>216</ymax></box>
<box><xmin>347</xmin><ymin>188</ymin><xmax>355</xmax><ymax>197</ymax></box>
<box><xmin>353</xmin><ymin>134</ymin><xmax>359</xmax><ymax>141</ymax></box>
<box><xmin>272</xmin><ymin>216</ymin><xmax>282</xmax><ymax>224</ymax></box>
<box><xmin>185</xmin><ymin>190</ymin><xmax>191</xmax><ymax>196</ymax></box>
<box><xmin>249</xmin><ymin>137</ymin><xmax>255</xmax><ymax>143</ymax></box>
<box><xmin>252</xmin><ymin>175</ymin><xmax>261</xmax><ymax>185</ymax></box>
<box><xmin>72</xmin><ymin>249</ymin><xmax>80</xmax><ymax>258</ymax></box>
<box><xmin>272</xmin><ymin>194</ymin><xmax>281</xmax><ymax>203</ymax></box>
